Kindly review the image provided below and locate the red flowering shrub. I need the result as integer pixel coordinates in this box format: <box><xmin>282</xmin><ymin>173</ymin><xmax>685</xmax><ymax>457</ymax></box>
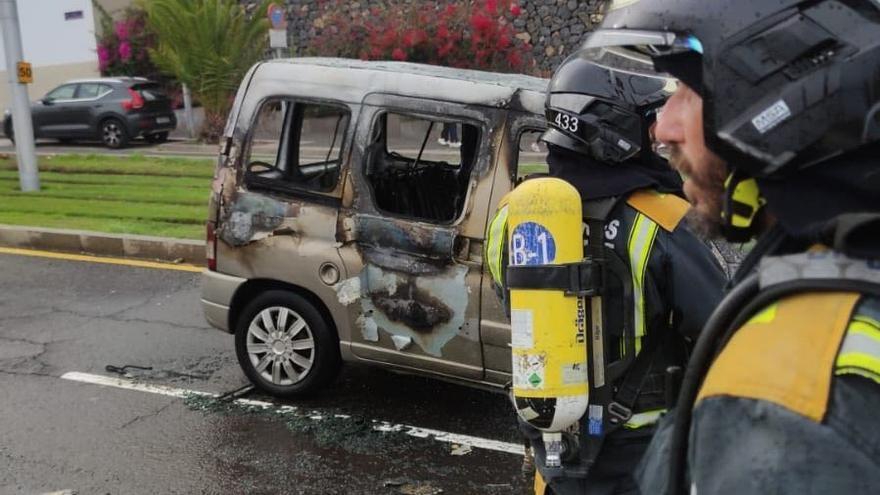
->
<box><xmin>311</xmin><ymin>1</ymin><xmax>535</xmax><ymax>74</ymax></box>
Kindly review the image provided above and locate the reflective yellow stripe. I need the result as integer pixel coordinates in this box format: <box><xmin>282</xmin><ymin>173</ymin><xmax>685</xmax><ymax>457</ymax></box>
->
<box><xmin>626</xmin><ymin>213</ymin><xmax>659</xmax><ymax>355</ymax></box>
<box><xmin>853</xmin><ymin>313</ymin><xmax>880</xmax><ymax>331</ymax></box>
<box><xmin>835</xmin><ymin>318</ymin><xmax>880</xmax><ymax>385</ymax></box>
<box><xmin>624</xmin><ymin>408</ymin><xmax>666</xmax><ymax>429</ymax></box>
<box><xmin>836</xmin><ymin>366</ymin><xmax>880</xmax><ymax>385</ymax></box>
<box><xmin>486</xmin><ymin>204</ymin><xmax>509</xmax><ymax>285</ymax></box>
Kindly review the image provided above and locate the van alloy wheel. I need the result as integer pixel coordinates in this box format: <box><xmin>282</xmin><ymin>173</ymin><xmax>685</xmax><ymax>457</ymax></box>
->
<box><xmin>234</xmin><ymin>290</ymin><xmax>340</xmax><ymax>397</ymax></box>
<box><xmin>246</xmin><ymin>306</ymin><xmax>315</xmax><ymax>386</ymax></box>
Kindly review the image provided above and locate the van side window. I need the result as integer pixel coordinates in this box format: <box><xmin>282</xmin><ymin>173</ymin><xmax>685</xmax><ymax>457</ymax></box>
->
<box><xmin>516</xmin><ymin>129</ymin><xmax>549</xmax><ymax>181</ymax></box>
<box><xmin>365</xmin><ymin>112</ymin><xmax>481</xmax><ymax>223</ymax></box>
<box><xmin>246</xmin><ymin>99</ymin><xmax>349</xmax><ymax>193</ymax></box>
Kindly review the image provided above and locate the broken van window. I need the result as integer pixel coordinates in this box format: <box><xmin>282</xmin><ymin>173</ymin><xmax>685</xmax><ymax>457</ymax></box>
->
<box><xmin>516</xmin><ymin>129</ymin><xmax>549</xmax><ymax>182</ymax></box>
<box><xmin>246</xmin><ymin>99</ymin><xmax>350</xmax><ymax>193</ymax></box>
<box><xmin>366</xmin><ymin>113</ymin><xmax>481</xmax><ymax>223</ymax></box>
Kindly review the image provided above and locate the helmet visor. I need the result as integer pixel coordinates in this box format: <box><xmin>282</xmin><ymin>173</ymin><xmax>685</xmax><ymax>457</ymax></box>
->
<box><xmin>581</xmin><ymin>29</ymin><xmax>704</xmax><ymax>93</ymax></box>
<box><xmin>583</xmin><ymin>29</ymin><xmax>703</xmax><ymax>58</ymax></box>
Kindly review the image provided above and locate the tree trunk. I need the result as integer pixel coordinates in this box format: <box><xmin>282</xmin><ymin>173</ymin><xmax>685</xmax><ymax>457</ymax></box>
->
<box><xmin>200</xmin><ymin>109</ymin><xmax>227</xmax><ymax>144</ymax></box>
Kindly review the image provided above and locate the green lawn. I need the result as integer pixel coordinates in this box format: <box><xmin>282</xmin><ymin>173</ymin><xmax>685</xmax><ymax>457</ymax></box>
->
<box><xmin>0</xmin><ymin>154</ymin><xmax>214</xmax><ymax>239</ymax></box>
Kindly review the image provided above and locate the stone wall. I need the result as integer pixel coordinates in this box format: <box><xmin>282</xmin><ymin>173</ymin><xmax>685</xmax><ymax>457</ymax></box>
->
<box><xmin>244</xmin><ymin>1</ymin><xmax>607</xmax><ymax>74</ymax></box>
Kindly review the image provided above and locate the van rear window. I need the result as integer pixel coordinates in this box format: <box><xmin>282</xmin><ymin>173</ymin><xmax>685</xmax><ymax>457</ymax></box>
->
<box><xmin>365</xmin><ymin>112</ymin><xmax>481</xmax><ymax>224</ymax></box>
<box><xmin>245</xmin><ymin>98</ymin><xmax>350</xmax><ymax>194</ymax></box>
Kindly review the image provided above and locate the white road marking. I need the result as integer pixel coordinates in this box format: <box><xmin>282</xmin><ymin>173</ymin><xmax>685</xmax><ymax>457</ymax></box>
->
<box><xmin>60</xmin><ymin>372</ymin><xmax>525</xmax><ymax>456</ymax></box>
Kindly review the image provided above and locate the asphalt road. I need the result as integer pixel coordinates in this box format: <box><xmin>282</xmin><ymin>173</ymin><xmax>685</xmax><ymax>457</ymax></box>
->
<box><xmin>0</xmin><ymin>250</ymin><xmax>528</xmax><ymax>495</ymax></box>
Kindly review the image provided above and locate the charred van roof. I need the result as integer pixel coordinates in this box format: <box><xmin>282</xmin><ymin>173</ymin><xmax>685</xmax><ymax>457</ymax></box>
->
<box><xmin>255</xmin><ymin>58</ymin><xmax>548</xmax><ymax>113</ymax></box>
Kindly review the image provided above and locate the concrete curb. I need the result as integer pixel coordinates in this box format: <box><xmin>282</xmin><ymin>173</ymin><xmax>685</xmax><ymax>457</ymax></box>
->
<box><xmin>0</xmin><ymin>224</ymin><xmax>205</xmax><ymax>265</ymax></box>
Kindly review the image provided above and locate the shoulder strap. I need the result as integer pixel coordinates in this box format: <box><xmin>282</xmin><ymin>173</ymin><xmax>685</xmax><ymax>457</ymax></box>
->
<box><xmin>626</xmin><ymin>189</ymin><xmax>690</xmax><ymax>232</ymax></box>
<box><xmin>583</xmin><ymin>197</ymin><xmax>619</xmax><ymax>222</ymax></box>
<box><xmin>697</xmin><ymin>292</ymin><xmax>860</xmax><ymax>422</ymax></box>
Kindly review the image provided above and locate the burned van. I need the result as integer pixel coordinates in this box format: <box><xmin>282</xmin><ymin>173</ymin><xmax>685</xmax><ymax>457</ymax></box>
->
<box><xmin>201</xmin><ymin>58</ymin><xmax>549</xmax><ymax>397</ymax></box>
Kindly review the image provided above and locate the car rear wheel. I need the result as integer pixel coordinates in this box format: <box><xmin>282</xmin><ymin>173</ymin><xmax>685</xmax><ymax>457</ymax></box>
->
<box><xmin>235</xmin><ymin>290</ymin><xmax>340</xmax><ymax>397</ymax></box>
<box><xmin>101</xmin><ymin>119</ymin><xmax>129</xmax><ymax>149</ymax></box>
<box><xmin>144</xmin><ymin>132</ymin><xmax>169</xmax><ymax>144</ymax></box>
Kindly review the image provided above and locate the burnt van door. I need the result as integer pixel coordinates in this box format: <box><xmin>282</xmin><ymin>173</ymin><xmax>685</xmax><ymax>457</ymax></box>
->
<box><xmin>335</xmin><ymin>95</ymin><xmax>501</xmax><ymax>380</ymax></box>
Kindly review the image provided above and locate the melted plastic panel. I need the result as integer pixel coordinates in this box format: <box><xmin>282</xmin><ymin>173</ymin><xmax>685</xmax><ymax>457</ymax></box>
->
<box><xmin>336</xmin><ymin>264</ymin><xmax>470</xmax><ymax>356</ymax></box>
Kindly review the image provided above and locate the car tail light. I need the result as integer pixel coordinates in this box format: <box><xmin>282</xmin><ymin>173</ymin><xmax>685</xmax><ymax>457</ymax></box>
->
<box><xmin>206</xmin><ymin>222</ymin><xmax>217</xmax><ymax>271</ymax></box>
<box><xmin>121</xmin><ymin>88</ymin><xmax>145</xmax><ymax>111</ymax></box>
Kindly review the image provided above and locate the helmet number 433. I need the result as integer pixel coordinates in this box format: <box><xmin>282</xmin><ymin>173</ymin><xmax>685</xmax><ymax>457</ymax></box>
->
<box><xmin>554</xmin><ymin>111</ymin><xmax>579</xmax><ymax>133</ymax></box>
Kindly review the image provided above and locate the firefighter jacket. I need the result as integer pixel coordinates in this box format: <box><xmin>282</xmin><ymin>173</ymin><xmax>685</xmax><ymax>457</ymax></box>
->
<box><xmin>636</xmin><ymin>251</ymin><xmax>880</xmax><ymax>494</ymax></box>
<box><xmin>635</xmin><ymin>145</ymin><xmax>880</xmax><ymax>495</ymax></box>
<box><xmin>486</xmin><ymin>187</ymin><xmax>728</xmax><ymax>494</ymax></box>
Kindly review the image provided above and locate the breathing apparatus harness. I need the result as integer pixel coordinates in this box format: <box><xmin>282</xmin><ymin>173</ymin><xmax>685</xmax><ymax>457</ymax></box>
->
<box><xmin>506</xmin><ymin>195</ymin><xmax>678</xmax><ymax>481</ymax></box>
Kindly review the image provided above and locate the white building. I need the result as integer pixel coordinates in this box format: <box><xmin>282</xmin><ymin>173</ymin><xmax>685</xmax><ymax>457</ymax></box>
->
<box><xmin>0</xmin><ymin>0</ymin><xmax>100</xmax><ymax>111</ymax></box>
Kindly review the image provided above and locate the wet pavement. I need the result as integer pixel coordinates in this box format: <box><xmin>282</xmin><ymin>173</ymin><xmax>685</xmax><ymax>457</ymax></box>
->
<box><xmin>0</xmin><ymin>251</ymin><xmax>528</xmax><ymax>494</ymax></box>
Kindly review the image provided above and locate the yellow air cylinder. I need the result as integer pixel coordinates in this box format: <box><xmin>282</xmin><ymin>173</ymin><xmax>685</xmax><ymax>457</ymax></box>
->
<box><xmin>508</xmin><ymin>178</ymin><xmax>589</xmax><ymax>433</ymax></box>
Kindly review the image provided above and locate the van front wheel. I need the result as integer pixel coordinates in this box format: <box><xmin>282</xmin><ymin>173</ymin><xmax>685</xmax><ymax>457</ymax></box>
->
<box><xmin>234</xmin><ymin>290</ymin><xmax>340</xmax><ymax>397</ymax></box>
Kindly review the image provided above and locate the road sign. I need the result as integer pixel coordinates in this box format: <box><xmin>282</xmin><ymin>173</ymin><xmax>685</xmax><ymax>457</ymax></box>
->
<box><xmin>16</xmin><ymin>61</ymin><xmax>32</xmax><ymax>84</ymax></box>
<box><xmin>269</xmin><ymin>29</ymin><xmax>288</xmax><ymax>49</ymax></box>
<box><xmin>267</xmin><ymin>3</ymin><xmax>286</xmax><ymax>29</ymax></box>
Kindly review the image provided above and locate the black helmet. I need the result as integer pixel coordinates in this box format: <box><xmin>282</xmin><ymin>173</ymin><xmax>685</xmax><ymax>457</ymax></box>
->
<box><xmin>583</xmin><ymin>0</ymin><xmax>880</xmax><ymax>178</ymax></box>
<box><xmin>541</xmin><ymin>49</ymin><xmax>673</xmax><ymax>163</ymax></box>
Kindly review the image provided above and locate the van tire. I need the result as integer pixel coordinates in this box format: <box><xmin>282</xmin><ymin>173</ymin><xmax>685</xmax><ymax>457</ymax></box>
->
<box><xmin>234</xmin><ymin>290</ymin><xmax>340</xmax><ymax>397</ymax></box>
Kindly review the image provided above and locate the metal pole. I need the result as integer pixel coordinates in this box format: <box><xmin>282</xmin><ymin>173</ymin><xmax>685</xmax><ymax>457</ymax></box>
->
<box><xmin>0</xmin><ymin>0</ymin><xmax>39</xmax><ymax>191</ymax></box>
<box><xmin>181</xmin><ymin>83</ymin><xmax>195</xmax><ymax>139</ymax></box>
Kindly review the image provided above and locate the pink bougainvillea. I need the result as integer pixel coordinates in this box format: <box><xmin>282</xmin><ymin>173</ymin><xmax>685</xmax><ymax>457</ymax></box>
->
<box><xmin>96</xmin><ymin>7</ymin><xmax>158</xmax><ymax>78</ymax></box>
<box><xmin>114</xmin><ymin>20</ymin><xmax>130</xmax><ymax>39</ymax></box>
<box><xmin>97</xmin><ymin>45</ymin><xmax>111</xmax><ymax>71</ymax></box>
<box><xmin>118</xmin><ymin>41</ymin><xmax>132</xmax><ymax>61</ymax></box>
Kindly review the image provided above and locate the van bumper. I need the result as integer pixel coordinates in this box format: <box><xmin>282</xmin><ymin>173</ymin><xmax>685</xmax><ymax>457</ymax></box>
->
<box><xmin>201</xmin><ymin>270</ymin><xmax>247</xmax><ymax>333</ymax></box>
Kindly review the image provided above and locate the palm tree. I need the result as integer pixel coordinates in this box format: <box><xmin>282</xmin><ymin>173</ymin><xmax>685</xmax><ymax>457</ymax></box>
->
<box><xmin>141</xmin><ymin>0</ymin><xmax>270</xmax><ymax>142</ymax></box>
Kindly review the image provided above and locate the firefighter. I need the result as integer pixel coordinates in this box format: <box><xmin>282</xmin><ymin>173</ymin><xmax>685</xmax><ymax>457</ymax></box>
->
<box><xmin>485</xmin><ymin>52</ymin><xmax>728</xmax><ymax>494</ymax></box>
<box><xmin>579</xmin><ymin>0</ymin><xmax>880</xmax><ymax>493</ymax></box>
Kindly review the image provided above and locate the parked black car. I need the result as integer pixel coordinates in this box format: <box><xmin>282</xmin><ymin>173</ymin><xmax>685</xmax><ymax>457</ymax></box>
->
<box><xmin>2</xmin><ymin>77</ymin><xmax>177</xmax><ymax>149</ymax></box>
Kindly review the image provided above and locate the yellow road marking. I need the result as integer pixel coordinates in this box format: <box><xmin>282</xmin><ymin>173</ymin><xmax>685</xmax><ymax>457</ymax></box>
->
<box><xmin>0</xmin><ymin>247</ymin><xmax>203</xmax><ymax>272</ymax></box>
